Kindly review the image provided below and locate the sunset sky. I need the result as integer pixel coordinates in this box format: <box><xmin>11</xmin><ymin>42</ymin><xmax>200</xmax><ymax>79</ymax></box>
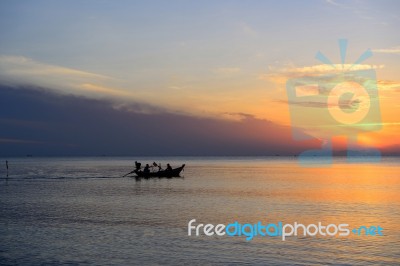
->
<box><xmin>0</xmin><ymin>0</ymin><xmax>399</xmax><ymax>156</ymax></box>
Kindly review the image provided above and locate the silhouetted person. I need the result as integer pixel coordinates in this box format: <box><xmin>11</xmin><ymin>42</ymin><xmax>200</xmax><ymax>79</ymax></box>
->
<box><xmin>166</xmin><ymin>163</ymin><xmax>172</xmax><ymax>172</ymax></box>
<box><xmin>135</xmin><ymin>161</ymin><xmax>141</xmax><ymax>170</ymax></box>
<box><xmin>143</xmin><ymin>164</ymin><xmax>150</xmax><ymax>174</ymax></box>
<box><xmin>153</xmin><ymin>161</ymin><xmax>162</xmax><ymax>171</ymax></box>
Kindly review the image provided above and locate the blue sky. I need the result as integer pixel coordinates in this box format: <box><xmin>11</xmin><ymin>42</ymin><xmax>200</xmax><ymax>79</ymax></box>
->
<box><xmin>2</xmin><ymin>1</ymin><xmax>398</xmax><ymax>116</ymax></box>
<box><xmin>1</xmin><ymin>0</ymin><xmax>398</xmax><ymax>81</ymax></box>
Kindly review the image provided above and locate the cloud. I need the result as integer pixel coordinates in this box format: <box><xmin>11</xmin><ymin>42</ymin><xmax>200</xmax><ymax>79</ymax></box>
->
<box><xmin>0</xmin><ymin>55</ymin><xmax>109</xmax><ymax>81</ymax></box>
<box><xmin>377</xmin><ymin>80</ymin><xmax>400</xmax><ymax>91</ymax></box>
<box><xmin>0</xmin><ymin>84</ymin><xmax>321</xmax><ymax>156</ymax></box>
<box><xmin>0</xmin><ymin>55</ymin><xmax>131</xmax><ymax>99</ymax></box>
<box><xmin>80</xmin><ymin>83</ymin><xmax>134</xmax><ymax>98</ymax></box>
<box><xmin>263</xmin><ymin>63</ymin><xmax>400</xmax><ymax>99</ymax></box>
<box><xmin>325</xmin><ymin>0</ymin><xmax>387</xmax><ymax>23</ymax></box>
<box><xmin>372</xmin><ymin>46</ymin><xmax>400</xmax><ymax>54</ymax></box>
<box><xmin>261</xmin><ymin>64</ymin><xmax>385</xmax><ymax>83</ymax></box>
<box><xmin>277</xmin><ymin>98</ymin><xmax>365</xmax><ymax>111</ymax></box>
<box><xmin>0</xmin><ymin>55</ymin><xmax>253</xmax><ymax>121</ymax></box>
<box><xmin>261</xmin><ymin>64</ymin><xmax>396</xmax><ymax>92</ymax></box>
<box><xmin>0</xmin><ymin>55</ymin><xmax>164</xmax><ymax>111</ymax></box>
<box><xmin>275</xmin><ymin>99</ymin><xmax>326</xmax><ymax>109</ymax></box>
<box><xmin>325</xmin><ymin>0</ymin><xmax>347</xmax><ymax>8</ymax></box>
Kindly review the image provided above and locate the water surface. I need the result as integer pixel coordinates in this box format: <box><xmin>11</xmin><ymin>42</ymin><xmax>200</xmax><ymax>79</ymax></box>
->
<box><xmin>0</xmin><ymin>157</ymin><xmax>399</xmax><ymax>265</ymax></box>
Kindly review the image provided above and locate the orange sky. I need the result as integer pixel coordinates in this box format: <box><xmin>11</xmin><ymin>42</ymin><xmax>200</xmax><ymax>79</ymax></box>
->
<box><xmin>1</xmin><ymin>1</ymin><xmax>399</xmax><ymax>154</ymax></box>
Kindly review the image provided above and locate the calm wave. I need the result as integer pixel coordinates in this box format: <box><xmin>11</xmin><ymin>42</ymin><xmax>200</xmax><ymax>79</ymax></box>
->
<box><xmin>1</xmin><ymin>157</ymin><xmax>399</xmax><ymax>265</ymax></box>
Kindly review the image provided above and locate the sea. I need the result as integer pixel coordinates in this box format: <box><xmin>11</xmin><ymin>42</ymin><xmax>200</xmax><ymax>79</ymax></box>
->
<box><xmin>0</xmin><ymin>156</ymin><xmax>399</xmax><ymax>265</ymax></box>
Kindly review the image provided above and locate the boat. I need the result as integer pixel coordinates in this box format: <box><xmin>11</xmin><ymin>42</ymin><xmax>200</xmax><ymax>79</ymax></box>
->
<box><xmin>133</xmin><ymin>164</ymin><xmax>185</xmax><ymax>178</ymax></box>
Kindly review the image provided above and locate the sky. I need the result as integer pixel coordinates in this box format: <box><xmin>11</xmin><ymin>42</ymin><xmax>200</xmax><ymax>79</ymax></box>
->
<box><xmin>0</xmin><ymin>0</ymin><xmax>399</xmax><ymax>156</ymax></box>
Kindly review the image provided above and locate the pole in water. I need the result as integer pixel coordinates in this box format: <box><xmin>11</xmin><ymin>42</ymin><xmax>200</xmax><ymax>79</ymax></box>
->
<box><xmin>6</xmin><ymin>160</ymin><xmax>8</xmax><ymax>178</ymax></box>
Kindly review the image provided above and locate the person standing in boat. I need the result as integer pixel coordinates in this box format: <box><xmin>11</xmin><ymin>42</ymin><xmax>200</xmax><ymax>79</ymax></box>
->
<box><xmin>166</xmin><ymin>163</ymin><xmax>172</xmax><ymax>172</ymax></box>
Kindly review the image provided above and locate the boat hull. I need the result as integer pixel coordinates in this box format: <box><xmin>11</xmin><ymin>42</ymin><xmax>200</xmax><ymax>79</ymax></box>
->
<box><xmin>133</xmin><ymin>164</ymin><xmax>185</xmax><ymax>178</ymax></box>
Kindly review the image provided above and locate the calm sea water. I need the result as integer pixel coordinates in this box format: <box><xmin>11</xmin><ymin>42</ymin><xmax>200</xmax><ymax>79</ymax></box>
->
<box><xmin>0</xmin><ymin>157</ymin><xmax>399</xmax><ymax>265</ymax></box>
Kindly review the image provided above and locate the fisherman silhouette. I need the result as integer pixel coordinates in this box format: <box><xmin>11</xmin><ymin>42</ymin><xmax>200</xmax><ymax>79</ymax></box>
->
<box><xmin>135</xmin><ymin>161</ymin><xmax>141</xmax><ymax>170</ymax></box>
<box><xmin>143</xmin><ymin>164</ymin><xmax>150</xmax><ymax>174</ymax></box>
